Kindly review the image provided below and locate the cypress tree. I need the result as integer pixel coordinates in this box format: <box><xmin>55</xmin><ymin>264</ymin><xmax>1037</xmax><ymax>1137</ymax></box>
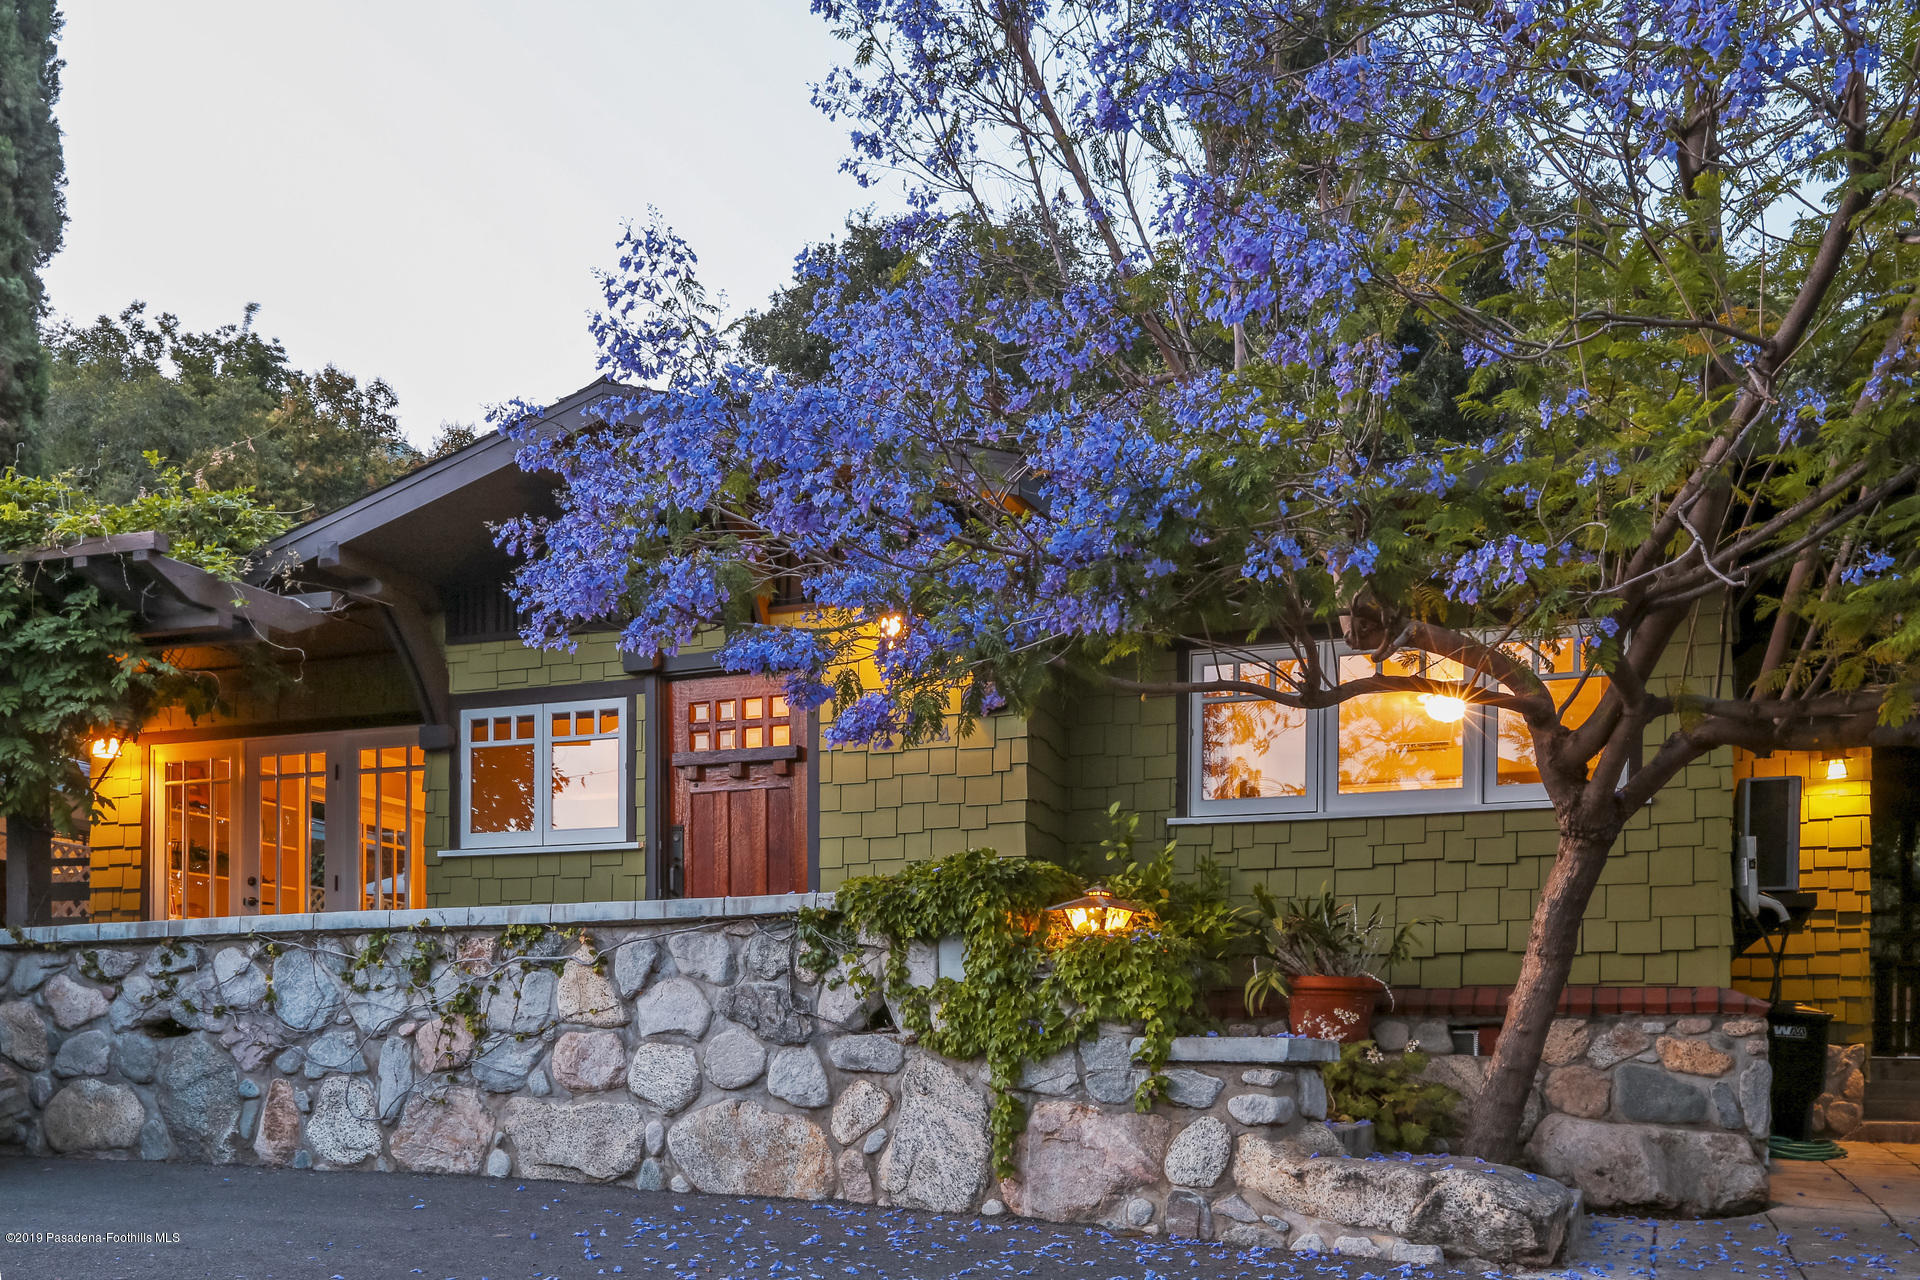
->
<box><xmin>0</xmin><ymin>2</ymin><xmax>65</xmax><ymax>464</ymax></box>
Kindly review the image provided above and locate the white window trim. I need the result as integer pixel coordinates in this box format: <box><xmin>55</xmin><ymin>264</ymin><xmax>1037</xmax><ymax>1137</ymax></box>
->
<box><xmin>1183</xmin><ymin>641</ymin><xmax>1599</xmax><ymax>823</ymax></box>
<box><xmin>458</xmin><ymin>698</ymin><xmax>631</xmax><ymax>850</ymax></box>
<box><xmin>436</xmin><ymin>840</ymin><xmax>641</xmax><ymax>860</ymax></box>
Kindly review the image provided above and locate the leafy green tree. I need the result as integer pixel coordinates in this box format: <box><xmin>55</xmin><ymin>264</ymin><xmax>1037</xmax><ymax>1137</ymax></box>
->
<box><xmin>29</xmin><ymin>302</ymin><xmax>421</xmax><ymax>516</ymax></box>
<box><xmin>0</xmin><ymin>1</ymin><xmax>65</xmax><ymax>462</ymax></box>
<box><xmin>425</xmin><ymin>422</ymin><xmax>482</xmax><ymax>461</ymax></box>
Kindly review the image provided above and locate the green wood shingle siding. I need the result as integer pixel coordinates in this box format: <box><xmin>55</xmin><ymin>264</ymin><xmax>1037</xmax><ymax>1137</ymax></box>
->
<box><xmin>1044</xmin><ymin>644</ymin><xmax>1735</xmax><ymax>991</ymax></box>
<box><xmin>430</xmin><ymin>634</ymin><xmax>649</xmax><ymax>906</ymax></box>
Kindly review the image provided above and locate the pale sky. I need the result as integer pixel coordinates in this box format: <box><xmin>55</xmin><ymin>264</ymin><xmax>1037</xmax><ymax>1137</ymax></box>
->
<box><xmin>42</xmin><ymin>2</ymin><xmax>883</xmax><ymax>445</ymax></box>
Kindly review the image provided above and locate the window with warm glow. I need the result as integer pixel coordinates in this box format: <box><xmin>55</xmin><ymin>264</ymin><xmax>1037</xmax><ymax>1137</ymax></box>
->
<box><xmin>461</xmin><ymin>699</ymin><xmax>629</xmax><ymax>849</ymax></box>
<box><xmin>1186</xmin><ymin>637</ymin><xmax>1608</xmax><ymax>820</ymax></box>
<box><xmin>469</xmin><ymin>713</ymin><xmax>537</xmax><ymax>833</ymax></box>
<box><xmin>1336</xmin><ymin>652</ymin><xmax>1466</xmax><ymax>795</ymax></box>
<box><xmin>1197</xmin><ymin>659</ymin><xmax>1309</xmax><ymax>804</ymax></box>
<box><xmin>153</xmin><ymin>729</ymin><xmax>423</xmax><ymax>921</ymax></box>
<box><xmin>360</xmin><ymin>744</ymin><xmax>428</xmax><ymax>910</ymax></box>
<box><xmin>1493</xmin><ymin>639</ymin><xmax>1611</xmax><ymax>789</ymax></box>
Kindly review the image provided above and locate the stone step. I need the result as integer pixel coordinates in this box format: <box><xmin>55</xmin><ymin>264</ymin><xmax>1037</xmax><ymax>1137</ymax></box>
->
<box><xmin>1863</xmin><ymin>1095</ymin><xmax>1920</xmax><ymax>1121</ymax></box>
<box><xmin>1853</xmin><ymin>1119</ymin><xmax>1920</xmax><ymax>1143</ymax></box>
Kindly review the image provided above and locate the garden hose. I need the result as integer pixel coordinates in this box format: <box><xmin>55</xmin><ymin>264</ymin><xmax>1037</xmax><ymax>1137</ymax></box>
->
<box><xmin>1768</xmin><ymin>1135</ymin><xmax>1847</xmax><ymax>1161</ymax></box>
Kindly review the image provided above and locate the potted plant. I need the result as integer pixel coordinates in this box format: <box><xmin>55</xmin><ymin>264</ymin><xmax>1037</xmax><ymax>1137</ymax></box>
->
<box><xmin>1242</xmin><ymin>889</ymin><xmax>1426</xmax><ymax>1043</ymax></box>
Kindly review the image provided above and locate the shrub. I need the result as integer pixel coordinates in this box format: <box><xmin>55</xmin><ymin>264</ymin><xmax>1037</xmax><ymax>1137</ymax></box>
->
<box><xmin>1322</xmin><ymin>1039</ymin><xmax>1460</xmax><ymax>1153</ymax></box>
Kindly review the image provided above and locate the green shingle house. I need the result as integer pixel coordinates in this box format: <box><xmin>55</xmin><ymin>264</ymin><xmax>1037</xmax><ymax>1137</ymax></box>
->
<box><xmin>49</xmin><ymin>384</ymin><xmax>1917</xmax><ymax>1111</ymax></box>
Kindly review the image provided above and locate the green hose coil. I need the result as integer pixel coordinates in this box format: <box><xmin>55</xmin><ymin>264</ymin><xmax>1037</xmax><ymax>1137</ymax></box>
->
<box><xmin>1768</xmin><ymin>1135</ymin><xmax>1847</xmax><ymax>1161</ymax></box>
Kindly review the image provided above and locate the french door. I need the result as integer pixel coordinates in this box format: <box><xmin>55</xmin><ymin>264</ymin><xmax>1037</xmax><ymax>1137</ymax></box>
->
<box><xmin>152</xmin><ymin>729</ymin><xmax>426</xmax><ymax>920</ymax></box>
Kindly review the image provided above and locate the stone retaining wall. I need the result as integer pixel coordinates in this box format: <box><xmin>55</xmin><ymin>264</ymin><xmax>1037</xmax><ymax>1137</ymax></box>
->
<box><xmin>0</xmin><ymin>904</ymin><xmax>1583</xmax><ymax>1267</ymax></box>
<box><xmin>1371</xmin><ymin>1012</ymin><xmax>1771</xmax><ymax>1216</ymax></box>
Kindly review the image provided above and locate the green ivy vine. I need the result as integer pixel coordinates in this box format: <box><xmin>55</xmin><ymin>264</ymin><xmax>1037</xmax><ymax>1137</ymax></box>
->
<box><xmin>798</xmin><ymin>808</ymin><xmax>1246</xmax><ymax>1173</ymax></box>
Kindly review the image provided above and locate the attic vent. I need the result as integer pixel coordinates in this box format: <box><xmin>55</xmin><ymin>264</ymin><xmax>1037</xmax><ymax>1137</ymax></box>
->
<box><xmin>444</xmin><ymin>581</ymin><xmax>523</xmax><ymax>643</ymax></box>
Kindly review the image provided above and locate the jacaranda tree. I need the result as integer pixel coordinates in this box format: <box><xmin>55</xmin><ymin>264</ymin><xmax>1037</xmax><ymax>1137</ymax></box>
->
<box><xmin>503</xmin><ymin>0</ymin><xmax>1920</xmax><ymax>1161</ymax></box>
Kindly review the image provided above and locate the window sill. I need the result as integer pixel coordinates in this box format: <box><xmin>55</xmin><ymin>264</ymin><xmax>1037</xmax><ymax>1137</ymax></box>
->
<box><xmin>1168</xmin><ymin>798</ymin><xmax>1556</xmax><ymax>826</ymax></box>
<box><xmin>436</xmin><ymin>840</ymin><xmax>641</xmax><ymax>859</ymax></box>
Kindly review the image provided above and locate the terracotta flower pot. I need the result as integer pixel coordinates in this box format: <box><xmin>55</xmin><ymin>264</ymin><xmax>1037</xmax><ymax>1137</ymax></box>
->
<box><xmin>1286</xmin><ymin>974</ymin><xmax>1384</xmax><ymax>1043</ymax></box>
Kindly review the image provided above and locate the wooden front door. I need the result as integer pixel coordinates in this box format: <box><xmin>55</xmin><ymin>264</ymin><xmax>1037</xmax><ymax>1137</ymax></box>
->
<box><xmin>668</xmin><ymin>675</ymin><xmax>808</xmax><ymax>897</ymax></box>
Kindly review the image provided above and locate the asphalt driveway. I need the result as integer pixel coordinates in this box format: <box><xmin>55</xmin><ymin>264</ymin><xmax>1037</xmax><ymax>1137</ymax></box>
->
<box><xmin>1</xmin><ymin>1155</ymin><xmax>1916</xmax><ymax>1280</ymax></box>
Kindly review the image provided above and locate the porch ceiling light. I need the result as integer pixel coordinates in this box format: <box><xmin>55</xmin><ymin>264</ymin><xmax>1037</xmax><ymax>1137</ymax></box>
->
<box><xmin>1048</xmin><ymin>886</ymin><xmax>1144</xmax><ymax>938</ymax></box>
<box><xmin>1419</xmin><ymin>692</ymin><xmax>1468</xmax><ymax>724</ymax></box>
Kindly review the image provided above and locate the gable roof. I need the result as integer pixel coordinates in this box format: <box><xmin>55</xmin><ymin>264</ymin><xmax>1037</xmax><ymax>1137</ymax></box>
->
<box><xmin>254</xmin><ymin>378</ymin><xmax>642</xmax><ymax>592</ymax></box>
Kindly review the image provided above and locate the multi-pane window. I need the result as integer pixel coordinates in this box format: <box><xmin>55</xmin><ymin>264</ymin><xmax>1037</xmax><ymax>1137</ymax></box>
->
<box><xmin>1492</xmin><ymin>639</ymin><xmax>1612</xmax><ymax>792</ymax></box>
<box><xmin>258</xmin><ymin>751</ymin><xmax>327</xmax><ymax>914</ymax></box>
<box><xmin>161</xmin><ymin>755</ymin><xmax>234</xmax><ymax>920</ymax></box>
<box><xmin>1197</xmin><ymin>658</ymin><xmax>1310</xmax><ymax>809</ymax></box>
<box><xmin>461</xmin><ymin>699</ymin><xmax>629</xmax><ymax>848</ymax></box>
<box><xmin>1188</xmin><ymin>639</ymin><xmax>1609</xmax><ymax>819</ymax></box>
<box><xmin>468</xmin><ymin>711</ymin><xmax>538</xmax><ymax>835</ymax></box>
<box><xmin>685</xmin><ymin>691</ymin><xmax>793</xmax><ymax>752</ymax></box>
<box><xmin>1335</xmin><ymin>652</ymin><xmax>1468</xmax><ymax>796</ymax></box>
<box><xmin>359</xmin><ymin>744</ymin><xmax>427</xmax><ymax>909</ymax></box>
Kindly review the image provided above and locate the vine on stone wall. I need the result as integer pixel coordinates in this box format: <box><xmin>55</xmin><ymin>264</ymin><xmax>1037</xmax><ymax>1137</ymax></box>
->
<box><xmin>1321</xmin><ymin>1040</ymin><xmax>1460</xmax><ymax>1153</ymax></box>
<box><xmin>798</xmin><ymin>809</ymin><xmax>1245</xmax><ymax>1172</ymax></box>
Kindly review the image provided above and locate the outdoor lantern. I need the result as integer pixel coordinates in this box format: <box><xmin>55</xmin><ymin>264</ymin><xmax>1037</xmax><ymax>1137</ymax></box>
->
<box><xmin>1824</xmin><ymin>753</ymin><xmax>1849</xmax><ymax>781</ymax></box>
<box><xmin>877</xmin><ymin>612</ymin><xmax>907</xmax><ymax>641</ymax></box>
<box><xmin>90</xmin><ymin>735</ymin><xmax>123</xmax><ymax>761</ymax></box>
<box><xmin>1419</xmin><ymin>692</ymin><xmax>1468</xmax><ymax>724</ymax></box>
<box><xmin>1048</xmin><ymin>886</ymin><xmax>1144</xmax><ymax>937</ymax></box>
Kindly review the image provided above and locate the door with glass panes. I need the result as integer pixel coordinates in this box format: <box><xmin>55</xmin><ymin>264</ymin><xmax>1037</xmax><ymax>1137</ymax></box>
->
<box><xmin>667</xmin><ymin>676</ymin><xmax>809</xmax><ymax>898</ymax></box>
<box><xmin>152</xmin><ymin>731</ymin><xmax>426</xmax><ymax>919</ymax></box>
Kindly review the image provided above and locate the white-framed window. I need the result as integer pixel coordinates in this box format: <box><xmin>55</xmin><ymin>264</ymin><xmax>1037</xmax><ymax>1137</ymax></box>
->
<box><xmin>459</xmin><ymin>698</ymin><xmax>630</xmax><ymax>849</ymax></box>
<box><xmin>1186</xmin><ymin>638</ymin><xmax>1610</xmax><ymax>821</ymax></box>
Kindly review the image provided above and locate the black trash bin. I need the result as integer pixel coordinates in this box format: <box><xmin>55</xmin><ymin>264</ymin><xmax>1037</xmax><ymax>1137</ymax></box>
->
<box><xmin>1768</xmin><ymin>1001</ymin><xmax>1832</xmax><ymax>1141</ymax></box>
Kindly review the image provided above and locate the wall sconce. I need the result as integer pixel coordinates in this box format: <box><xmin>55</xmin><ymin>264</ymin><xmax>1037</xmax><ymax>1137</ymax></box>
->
<box><xmin>1419</xmin><ymin>693</ymin><xmax>1468</xmax><ymax>724</ymax></box>
<box><xmin>1823</xmin><ymin>753</ymin><xmax>1848</xmax><ymax>781</ymax></box>
<box><xmin>90</xmin><ymin>735</ymin><xmax>124</xmax><ymax>761</ymax></box>
<box><xmin>1047</xmin><ymin>886</ymin><xmax>1144</xmax><ymax>938</ymax></box>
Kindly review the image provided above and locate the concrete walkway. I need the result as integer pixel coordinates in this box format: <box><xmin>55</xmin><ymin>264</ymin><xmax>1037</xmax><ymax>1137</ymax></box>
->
<box><xmin>1537</xmin><ymin>1143</ymin><xmax>1920</xmax><ymax>1279</ymax></box>
<box><xmin>0</xmin><ymin>1148</ymin><xmax>1915</xmax><ymax>1279</ymax></box>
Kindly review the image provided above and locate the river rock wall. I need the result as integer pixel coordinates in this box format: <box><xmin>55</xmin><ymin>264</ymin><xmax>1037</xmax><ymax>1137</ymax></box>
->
<box><xmin>1368</xmin><ymin>1012</ymin><xmax>1771</xmax><ymax>1216</ymax></box>
<box><xmin>0</xmin><ymin>906</ymin><xmax>1586</xmax><ymax>1265</ymax></box>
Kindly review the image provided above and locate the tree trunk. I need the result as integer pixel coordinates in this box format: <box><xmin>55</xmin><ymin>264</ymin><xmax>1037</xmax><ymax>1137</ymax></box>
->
<box><xmin>1462</xmin><ymin>826</ymin><xmax>1617</xmax><ymax>1164</ymax></box>
<box><xmin>2</xmin><ymin>811</ymin><xmax>54</xmax><ymax>929</ymax></box>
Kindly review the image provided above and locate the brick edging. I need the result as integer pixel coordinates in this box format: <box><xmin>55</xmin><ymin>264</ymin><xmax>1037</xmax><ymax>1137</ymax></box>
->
<box><xmin>1389</xmin><ymin>985</ymin><xmax>1770</xmax><ymax>1019</ymax></box>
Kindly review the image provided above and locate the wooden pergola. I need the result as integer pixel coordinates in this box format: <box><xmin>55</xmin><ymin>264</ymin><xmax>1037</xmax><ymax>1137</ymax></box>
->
<box><xmin>0</xmin><ymin>532</ymin><xmax>341</xmax><ymax>927</ymax></box>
